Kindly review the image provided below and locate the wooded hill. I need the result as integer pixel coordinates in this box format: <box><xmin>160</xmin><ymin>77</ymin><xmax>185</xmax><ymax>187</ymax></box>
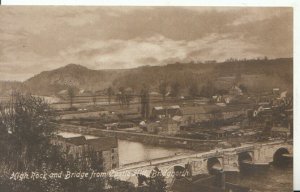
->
<box><xmin>0</xmin><ymin>58</ymin><xmax>293</xmax><ymax>97</ymax></box>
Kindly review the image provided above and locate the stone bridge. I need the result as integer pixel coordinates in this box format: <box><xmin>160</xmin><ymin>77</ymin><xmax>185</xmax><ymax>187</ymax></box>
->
<box><xmin>109</xmin><ymin>140</ymin><xmax>293</xmax><ymax>186</ymax></box>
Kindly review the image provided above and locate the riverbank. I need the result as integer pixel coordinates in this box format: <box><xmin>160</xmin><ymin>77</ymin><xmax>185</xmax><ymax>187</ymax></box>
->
<box><xmin>57</xmin><ymin>123</ymin><xmax>221</xmax><ymax>151</ymax></box>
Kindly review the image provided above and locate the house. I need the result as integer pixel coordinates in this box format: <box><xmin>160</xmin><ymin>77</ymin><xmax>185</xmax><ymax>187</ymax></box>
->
<box><xmin>52</xmin><ymin>132</ymin><xmax>119</xmax><ymax>171</ymax></box>
<box><xmin>219</xmin><ymin>125</ymin><xmax>241</xmax><ymax>137</ymax></box>
<box><xmin>180</xmin><ymin>106</ymin><xmax>213</xmax><ymax>126</ymax></box>
<box><xmin>229</xmin><ymin>85</ymin><xmax>243</xmax><ymax>96</ymax></box>
<box><xmin>104</xmin><ymin>123</ymin><xmax>118</xmax><ymax>130</ymax></box>
<box><xmin>146</xmin><ymin>121</ymin><xmax>162</xmax><ymax>134</ymax></box>
<box><xmin>151</xmin><ymin>106</ymin><xmax>166</xmax><ymax>119</ymax></box>
<box><xmin>167</xmin><ymin>105</ymin><xmax>182</xmax><ymax>117</ymax></box>
<box><xmin>212</xmin><ymin>95</ymin><xmax>223</xmax><ymax>103</ymax></box>
<box><xmin>272</xmin><ymin>88</ymin><xmax>280</xmax><ymax>95</ymax></box>
<box><xmin>253</xmin><ymin>103</ymin><xmax>272</xmax><ymax>118</ymax></box>
<box><xmin>223</xmin><ymin>95</ymin><xmax>234</xmax><ymax>104</ymax></box>
<box><xmin>161</xmin><ymin>118</ymin><xmax>180</xmax><ymax>135</ymax></box>
<box><xmin>172</xmin><ymin>115</ymin><xmax>183</xmax><ymax>123</ymax></box>
<box><xmin>180</xmin><ymin>104</ymin><xmax>248</xmax><ymax>126</ymax></box>
<box><xmin>271</xmin><ymin>127</ymin><xmax>290</xmax><ymax>138</ymax></box>
<box><xmin>193</xmin><ymin>97</ymin><xmax>210</xmax><ymax>105</ymax></box>
<box><xmin>220</xmin><ymin>105</ymin><xmax>247</xmax><ymax>120</ymax></box>
<box><xmin>211</xmin><ymin>130</ymin><xmax>226</xmax><ymax>139</ymax></box>
<box><xmin>151</xmin><ymin>105</ymin><xmax>182</xmax><ymax>119</ymax></box>
<box><xmin>146</xmin><ymin>118</ymin><xmax>180</xmax><ymax>135</ymax></box>
<box><xmin>209</xmin><ymin>125</ymin><xmax>241</xmax><ymax>139</ymax></box>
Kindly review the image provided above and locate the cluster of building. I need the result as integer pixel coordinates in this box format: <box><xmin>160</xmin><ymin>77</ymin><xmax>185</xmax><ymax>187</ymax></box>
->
<box><xmin>144</xmin><ymin>104</ymin><xmax>249</xmax><ymax>136</ymax></box>
<box><xmin>135</xmin><ymin>86</ymin><xmax>292</xmax><ymax>142</ymax></box>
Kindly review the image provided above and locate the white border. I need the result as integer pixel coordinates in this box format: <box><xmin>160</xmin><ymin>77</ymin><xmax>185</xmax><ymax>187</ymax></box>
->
<box><xmin>0</xmin><ymin>0</ymin><xmax>298</xmax><ymax>6</ymax></box>
<box><xmin>1</xmin><ymin>0</ymin><xmax>299</xmax><ymax>190</ymax></box>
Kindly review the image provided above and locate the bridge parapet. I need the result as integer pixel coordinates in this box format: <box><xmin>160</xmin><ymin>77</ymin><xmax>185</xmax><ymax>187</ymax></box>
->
<box><xmin>253</xmin><ymin>140</ymin><xmax>293</xmax><ymax>163</ymax></box>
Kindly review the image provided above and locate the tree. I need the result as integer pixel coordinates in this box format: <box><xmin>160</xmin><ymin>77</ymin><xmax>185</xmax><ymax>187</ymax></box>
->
<box><xmin>148</xmin><ymin>167</ymin><xmax>167</xmax><ymax>192</ymax></box>
<box><xmin>140</xmin><ymin>86</ymin><xmax>150</xmax><ymax>119</ymax></box>
<box><xmin>67</xmin><ymin>86</ymin><xmax>75</xmax><ymax>109</ymax></box>
<box><xmin>124</xmin><ymin>88</ymin><xmax>133</xmax><ymax>108</ymax></box>
<box><xmin>158</xmin><ymin>80</ymin><xmax>167</xmax><ymax>101</ymax></box>
<box><xmin>239</xmin><ymin>84</ymin><xmax>248</xmax><ymax>94</ymax></box>
<box><xmin>107</xmin><ymin>87</ymin><xmax>114</xmax><ymax>104</ymax></box>
<box><xmin>92</xmin><ymin>93</ymin><xmax>97</xmax><ymax>105</ymax></box>
<box><xmin>0</xmin><ymin>92</ymin><xmax>133</xmax><ymax>192</ymax></box>
<box><xmin>170</xmin><ymin>81</ymin><xmax>180</xmax><ymax>98</ymax></box>
<box><xmin>216</xmin><ymin>89</ymin><xmax>228</xmax><ymax>96</ymax></box>
<box><xmin>116</xmin><ymin>87</ymin><xmax>132</xmax><ymax>108</ymax></box>
<box><xmin>116</xmin><ymin>87</ymin><xmax>123</xmax><ymax>108</ymax></box>
<box><xmin>189</xmin><ymin>83</ymin><xmax>199</xmax><ymax>98</ymax></box>
<box><xmin>108</xmin><ymin>178</ymin><xmax>136</xmax><ymax>192</ymax></box>
<box><xmin>208</xmin><ymin>107</ymin><xmax>221</xmax><ymax>128</ymax></box>
<box><xmin>200</xmin><ymin>79</ymin><xmax>220</xmax><ymax>98</ymax></box>
<box><xmin>0</xmin><ymin>93</ymin><xmax>56</xmax><ymax>170</ymax></box>
<box><xmin>0</xmin><ymin>93</ymin><xmax>67</xmax><ymax>192</ymax></box>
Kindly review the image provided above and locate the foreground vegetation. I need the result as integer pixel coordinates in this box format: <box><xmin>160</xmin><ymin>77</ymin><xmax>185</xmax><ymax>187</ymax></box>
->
<box><xmin>0</xmin><ymin>93</ymin><xmax>167</xmax><ymax>192</ymax></box>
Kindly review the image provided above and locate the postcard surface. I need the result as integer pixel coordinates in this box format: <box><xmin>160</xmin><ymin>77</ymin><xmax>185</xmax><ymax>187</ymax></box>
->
<box><xmin>0</xmin><ymin>5</ymin><xmax>293</xmax><ymax>192</ymax></box>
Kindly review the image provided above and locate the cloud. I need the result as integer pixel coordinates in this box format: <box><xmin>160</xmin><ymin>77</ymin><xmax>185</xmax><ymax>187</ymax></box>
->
<box><xmin>0</xmin><ymin>6</ymin><xmax>293</xmax><ymax>81</ymax></box>
<box><xmin>58</xmin><ymin>33</ymin><xmax>261</xmax><ymax>69</ymax></box>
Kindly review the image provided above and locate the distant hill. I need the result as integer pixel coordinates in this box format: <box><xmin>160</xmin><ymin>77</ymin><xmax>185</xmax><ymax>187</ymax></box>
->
<box><xmin>24</xmin><ymin>64</ymin><xmax>127</xmax><ymax>96</ymax></box>
<box><xmin>111</xmin><ymin>58</ymin><xmax>293</xmax><ymax>94</ymax></box>
<box><xmin>6</xmin><ymin>58</ymin><xmax>292</xmax><ymax>96</ymax></box>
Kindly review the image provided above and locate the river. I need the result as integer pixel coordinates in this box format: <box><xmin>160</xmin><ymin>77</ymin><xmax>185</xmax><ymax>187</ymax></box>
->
<box><xmin>117</xmin><ymin>139</ymin><xmax>194</xmax><ymax>165</ymax></box>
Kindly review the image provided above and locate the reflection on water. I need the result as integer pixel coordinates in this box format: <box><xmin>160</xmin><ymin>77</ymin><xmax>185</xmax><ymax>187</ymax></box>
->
<box><xmin>118</xmin><ymin>140</ymin><xmax>194</xmax><ymax>165</ymax></box>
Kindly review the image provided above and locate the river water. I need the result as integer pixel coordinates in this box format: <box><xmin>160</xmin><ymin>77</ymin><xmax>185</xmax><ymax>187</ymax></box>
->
<box><xmin>117</xmin><ymin>139</ymin><xmax>194</xmax><ymax>165</ymax></box>
<box><xmin>117</xmin><ymin>139</ymin><xmax>293</xmax><ymax>192</ymax></box>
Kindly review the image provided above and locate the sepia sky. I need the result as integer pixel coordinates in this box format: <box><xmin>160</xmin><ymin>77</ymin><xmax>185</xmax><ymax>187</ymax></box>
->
<box><xmin>0</xmin><ymin>6</ymin><xmax>293</xmax><ymax>81</ymax></box>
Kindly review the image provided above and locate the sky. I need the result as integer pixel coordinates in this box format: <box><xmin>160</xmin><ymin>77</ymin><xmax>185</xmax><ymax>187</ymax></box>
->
<box><xmin>0</xmin><ymin>6</ymin><xmax>293</xmax><ymax>81</ymax></box>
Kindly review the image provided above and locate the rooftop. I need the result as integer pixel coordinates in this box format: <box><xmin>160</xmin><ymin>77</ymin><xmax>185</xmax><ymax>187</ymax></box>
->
<box><xmin>55</xmin><ymin>131</ymin><xmax>118</xmax><ymax>150</ymax></box>
<box><xmin>57</xmin><ymin>131</ymin><xmax>100</xmax><ymax>140</ymax></box>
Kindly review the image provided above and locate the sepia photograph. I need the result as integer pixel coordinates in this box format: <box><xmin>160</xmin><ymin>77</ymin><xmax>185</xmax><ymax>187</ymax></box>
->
<box><xmin>0</xmin><ymin>4</ymin><xmax>294</xmax><ymax>192</ymax></box>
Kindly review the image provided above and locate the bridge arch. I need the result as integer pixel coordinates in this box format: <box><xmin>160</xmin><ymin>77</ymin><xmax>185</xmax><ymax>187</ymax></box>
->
<box><xmin>207</xmin><ymin>157</ymin><xmax>222</xmax><ymax>175</ymax></box>
<box><xmin>164</xmin><ymin>163</ymin><xmax>189</xmax><ymax>177</ymax></box>
<box><xmin>273</xmin><ymin>147</ymin><xmax>291</xmax><ymax>168</ymax></box>
<box><xmin>238</xmin><ymin>151</ymin><xmax>253</xmax><ymax>165</ymax></box>
<box><xmin>237</xmin><ymin>151</ymin><xmax>254</xmax><ymax>174</ymax></box>
<box><xmin>173</xmin><ymin>165</ymin><xmax>187</xmax><ymax>178</ymax></box>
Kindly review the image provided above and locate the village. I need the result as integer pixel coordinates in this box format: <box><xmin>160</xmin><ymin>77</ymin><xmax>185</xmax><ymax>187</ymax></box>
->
<box><xmin>43</xmin><ymin>75</ymin><xmax>292</xmax><ymax>192</ymax></box>
<box><xmin>49</xmin><ymin>75</ymin><xmax>293</xmax><ymax>173</ymax></box>
<box><xmin>54</xmin><ymin>82</ymin><xmax>292</xmax><ymax>142</ymax></box>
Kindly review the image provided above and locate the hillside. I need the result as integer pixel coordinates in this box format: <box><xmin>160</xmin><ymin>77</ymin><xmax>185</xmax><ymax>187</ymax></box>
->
<box><xmin>24</xmin><ymin>64</ymin><xmax>126</xmax><ymax>95</ymax></box>
<box><xmin>112</xmin><ymin>58</ymin><xmax>293</xmax><ymax>94</ymax></box>
<box><xmin>18</xmin><ymin>58</ymin><xmax>293</xmax><ymax>96</ymax></box>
